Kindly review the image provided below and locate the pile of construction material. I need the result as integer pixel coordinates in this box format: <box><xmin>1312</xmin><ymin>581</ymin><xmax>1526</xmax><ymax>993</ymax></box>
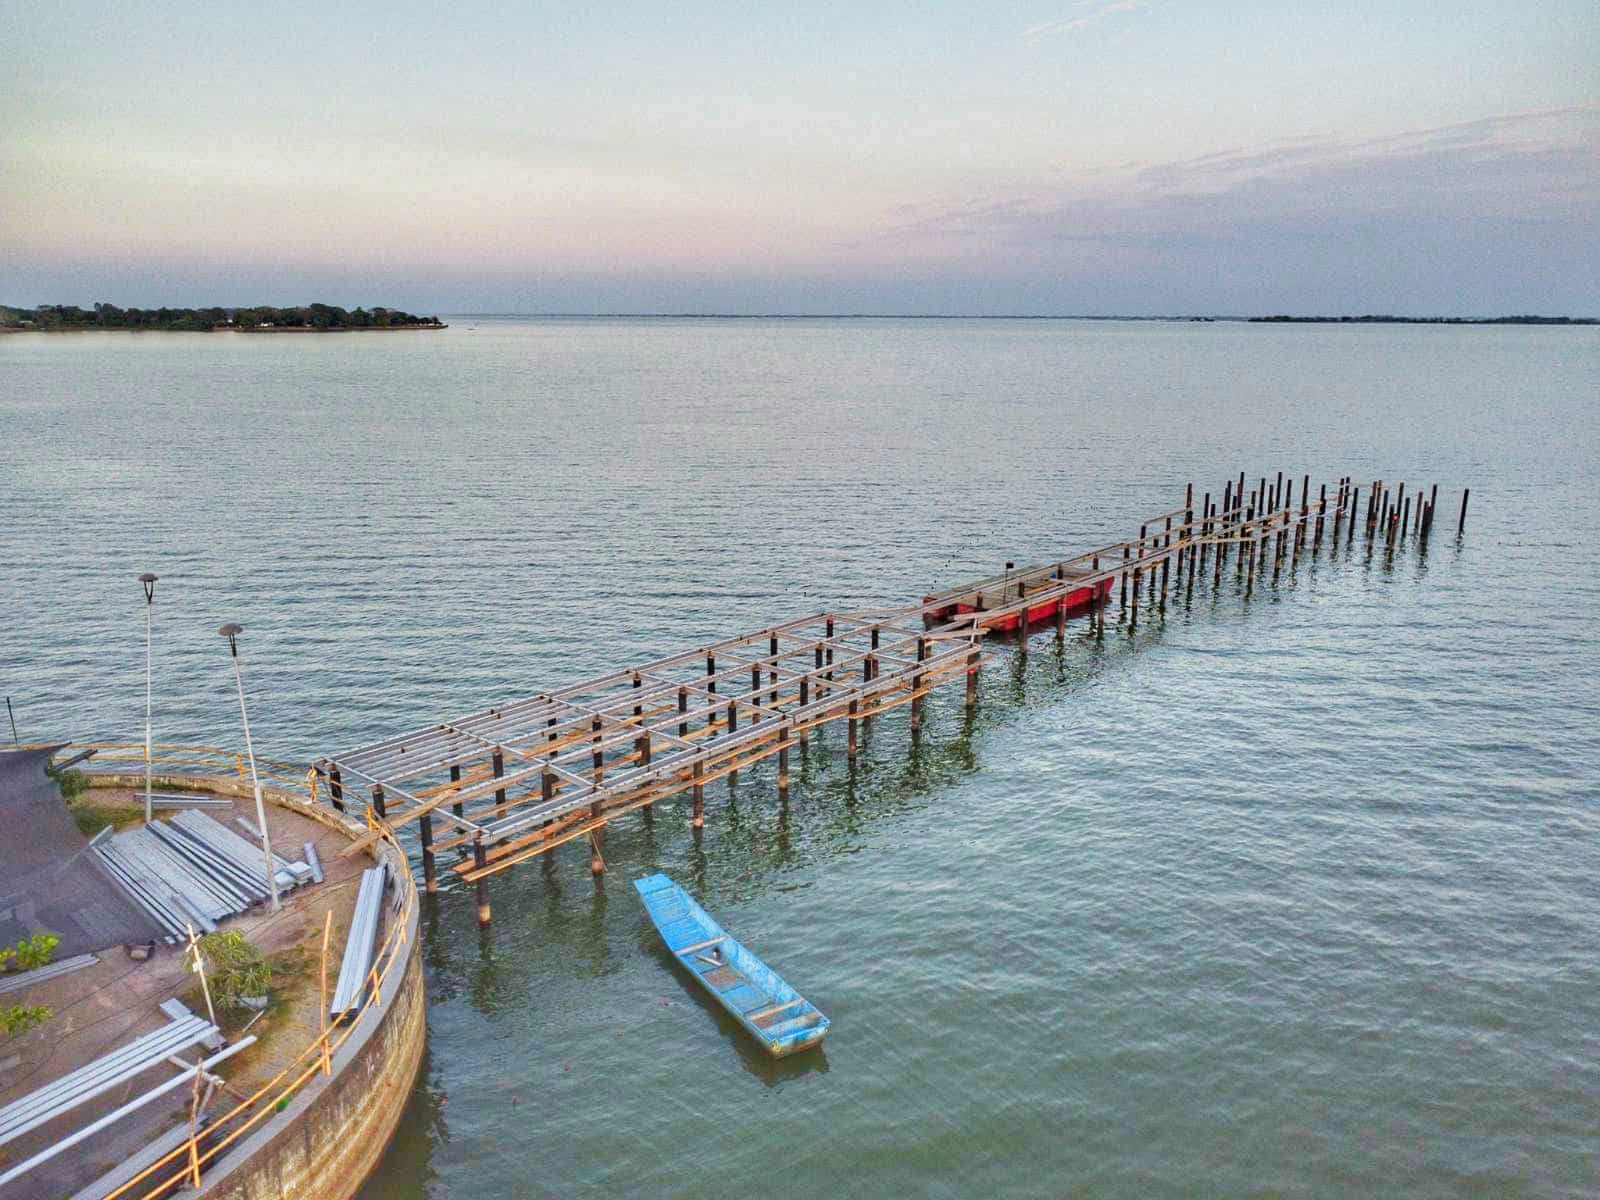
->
<box><xmin>329</xmin><ymin>865</ymin><xmax>387</xmax><ymax>1018</ymax></box>
<box><xmin>91</xmin><ymin>811</ymin><xmax>319</xmax><ymax>943</ymax></box>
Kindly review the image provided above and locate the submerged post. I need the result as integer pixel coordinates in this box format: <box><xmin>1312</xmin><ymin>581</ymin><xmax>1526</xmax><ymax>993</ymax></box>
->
<box><xmin>1458</xmin><ymin>488</ymin><xmax>1470</xmax><ymax>534</ymax></box>
<box><xmin>420</xmin><ymin>812</ymin><xmax>437</xmax><ymax>895</ymax></box>
<box><xmin>473</xmin><ymin>834</ymin><xmax>490</xmax><ymax>927</ymax></box>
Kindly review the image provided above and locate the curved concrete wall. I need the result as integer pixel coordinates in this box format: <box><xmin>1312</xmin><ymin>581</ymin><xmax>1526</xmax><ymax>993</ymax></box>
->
<box><xmin>83</xmin><ymin>774</ymin><xmax>425</xmax><ymax>1200</ymax></box>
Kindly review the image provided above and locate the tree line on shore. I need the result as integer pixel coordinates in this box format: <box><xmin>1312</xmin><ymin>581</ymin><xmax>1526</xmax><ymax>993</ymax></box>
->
<box><xmin>0</xmin><ymin>302</ymin><xmax>445</xmax><ymax>331</ymax></box>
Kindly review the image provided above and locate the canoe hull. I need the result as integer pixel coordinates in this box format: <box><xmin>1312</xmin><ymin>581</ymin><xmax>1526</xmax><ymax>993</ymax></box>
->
<box><xmin>923</xmin><ymin>576</ymin><xmax>1113</xmax><ymax>631</ymax></box>
<box><xmin>634</xmin><ymin>874</ymin><xmax>828</xmax><ymax>1058</ymax></box>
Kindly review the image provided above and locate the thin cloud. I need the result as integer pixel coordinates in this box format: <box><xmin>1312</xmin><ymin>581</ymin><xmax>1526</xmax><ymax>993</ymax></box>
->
<box><xmin>1023</xmin><ymin>0</ymin><xmax>1147</xmax><ymax>42</ymax></box>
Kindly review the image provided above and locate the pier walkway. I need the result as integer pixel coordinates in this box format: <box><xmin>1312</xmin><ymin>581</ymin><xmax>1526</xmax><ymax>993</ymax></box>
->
<box><xmin>320</xmin><ymin>473</ymin><xmax>1459</xmax><ymax>923</ymax></box>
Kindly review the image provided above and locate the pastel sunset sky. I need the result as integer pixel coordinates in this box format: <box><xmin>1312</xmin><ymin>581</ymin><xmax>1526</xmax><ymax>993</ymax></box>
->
<box><xmin>3</xmin><ymin>1</ymin><xmax>1596</xmax><ymax>314</ymax></box>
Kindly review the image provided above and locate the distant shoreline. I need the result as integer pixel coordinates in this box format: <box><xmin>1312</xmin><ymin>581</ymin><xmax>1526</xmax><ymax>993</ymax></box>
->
<box><xmin>0</xmin><ymin>324</ymin><xmax>447</xmax><ymax>334</ymax></box>
<box><xmin>1</xmin><ymin>303</ymin><xmax>446</xmax><ymax>333</ymax></box>
<box><xmin>445</xmin><ymin>312</ymin><xmax>1598</xmax><ymax>324</ymax></box>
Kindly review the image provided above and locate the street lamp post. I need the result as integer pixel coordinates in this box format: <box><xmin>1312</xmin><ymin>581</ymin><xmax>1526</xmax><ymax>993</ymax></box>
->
<box><xmin>139</xmin><ymin>574</ymin><xmax>158</xmax><ymax>824</ymax></box>
<box><xmin>218</xmin><ymin>624</ymin><xmax>281</xmax><ymax>912</ymax></box>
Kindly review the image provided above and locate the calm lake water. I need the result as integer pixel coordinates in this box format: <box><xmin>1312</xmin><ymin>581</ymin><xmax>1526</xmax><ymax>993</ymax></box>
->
<box><xmin>3</xmin><ymin>319</ymin><xmax>1598</xmax><ymax>1198</ymax></box>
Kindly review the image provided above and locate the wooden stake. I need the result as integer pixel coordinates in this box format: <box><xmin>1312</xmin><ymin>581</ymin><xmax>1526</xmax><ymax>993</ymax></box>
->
<box><xmin>1458</xmin><ymin>488</ymin><xmax>1469</xmax><ymax>534</ymax></box>
<box><xmin>420</xmin><ymin>812</ymin><xmax>437</xmax><ymax>894</ymax></box>
<box><xmin>474</xmin><ymin>834</ymin><xmax>490</xmax><ymax>927</ymax></box>
<box><xmin>777</xmin><ymin>725</ymin><xmax>790</xmax><ymax>799</ymax></box>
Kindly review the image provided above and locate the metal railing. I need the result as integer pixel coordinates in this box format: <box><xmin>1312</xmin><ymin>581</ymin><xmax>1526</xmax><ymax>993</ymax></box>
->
<box><xmin>54</xmin><ymin>746</ymin><xmax>416</xmax><ymax>1199</ymax></box>
<box><xmin>68</xmin><ymin>742</ymin><xmax>321</xmax><ymax>804</ymax></box>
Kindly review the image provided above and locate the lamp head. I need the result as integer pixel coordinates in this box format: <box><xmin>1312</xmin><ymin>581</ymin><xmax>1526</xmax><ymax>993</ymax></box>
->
<box><xmin>217</xmin><ymin>623</ymin><xmax>243</xmax><ymax>656</ymax></box>
<box><xmin>138</xmin><ymin>572</ymin><xmax>158</xmax><ymax>603</ymax></box>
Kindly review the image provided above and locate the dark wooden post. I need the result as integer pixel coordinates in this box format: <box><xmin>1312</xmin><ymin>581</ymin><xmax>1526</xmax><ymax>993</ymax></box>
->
<box><xmin>691</xmin><ymin>759</ymin><xmax>704</xmax><ymax>828</ymax></box>
<box><xmin>1119</xmin><ymin>543</ymin><xmax>1130</xmax><ymax>613</ymax></box>
<box><xmin>591</xmin><ymin>717</ymin><xmax>603</xmax><ymax>777</ymax></box>
<box><xmin>450</xmin><ymin>763</ymin><xmax>463</xmax><ymax>819</ymax></box>
<box><xmin>1160</xmin><ymin>516</ymin><xmax>1172</xmax><ymax>605</ymax></box>
<box><xmin>966</xmin><ymin>648</ymin><xmax>980</xmax><ymax>707</ymax></box>
<box><xmin>911</xmin><ymin>637</ymin><xmax>927</xmax><ymax>731</ymax></box>
<box><xmin>419</xmin><ymin>812</ymin><xmax>437</xmax><ymax>894</ymax></box>
<box><xmin>777</xmin><ymin>725</ymin><xmax>790</xmax><ymax>800</ymax></box>
<box><xmin>371</xmin><ymin>783</ymin><xmax>386</xmax><ymax>820</ymax></box>
<box><xmin>328</xmin><ymin>766</ymin><xmax>344</xmax><ymax>812</ymax></box>
<box><xmin>1458</xmin><ymin>488</ymin><xmax>1469</xmax><ymax>534</ymax></box>
<box><xmin>678</xmin><ymin>687</ymin><xmax>689</xmax><ymax>737</ymax></box>
<box><xmin>1401</xmin><ymin>494</ymin><xmax>1412</xmax><ymax>539</ymax></box>
<box><xmin>473</xmin><ymin>834</ymin><xmax>490</xmax><ymax>927</ymax></box>
<box><xmin>848</xmin><ymin>698</ymin><xmax>859</xmax><ymax>758</ymax></box>
<box><xmin>492</xmin><ymin>750</ymin><xmax>505</xmax><ymax>808</ymax></box>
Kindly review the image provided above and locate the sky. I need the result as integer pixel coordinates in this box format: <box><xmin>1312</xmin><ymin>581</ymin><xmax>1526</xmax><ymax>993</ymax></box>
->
<box><xmin>2</xmin><ymin>1</ymin><xmax>1596</xmax><ymax>315</ymax></box>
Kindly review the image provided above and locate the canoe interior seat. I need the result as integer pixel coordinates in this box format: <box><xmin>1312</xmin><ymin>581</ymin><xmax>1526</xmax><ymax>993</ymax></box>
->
<box><xmin>675</xmin><ymin>935</ymin><xmax>726</xmax><ymax>957</ymax></box>
<box><xmin>746</xmin><ymin>998</ymin><xmax>803</xmax><ymax>1026</ymax></box>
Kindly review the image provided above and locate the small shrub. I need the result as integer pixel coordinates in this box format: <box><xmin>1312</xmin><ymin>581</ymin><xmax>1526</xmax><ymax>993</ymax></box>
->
<box><xmin>0</xmin><ymin>1004</ymin><xmax>52</xmax><ymax>1038</ymax></box>
<box><xmin>0</xmin><ymin>934</ymin><xmax>58</xmax><ymax>973</ymax></box>
<box><xmin>50</xmin><ymin>767</ymin><xmax>89</xmax><ymax>800</ymax></box>
<box><xmin>198</xmin><ymin>932</ymin><xmax>273</xmax><ymax>1009</ymax></box>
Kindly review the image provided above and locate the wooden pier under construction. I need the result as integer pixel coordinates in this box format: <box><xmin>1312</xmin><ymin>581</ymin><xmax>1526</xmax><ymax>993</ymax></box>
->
<box><xmin>318</xmin><ymin>473</ymin><xmax>1465</xmax><ymax>924</ymax></box>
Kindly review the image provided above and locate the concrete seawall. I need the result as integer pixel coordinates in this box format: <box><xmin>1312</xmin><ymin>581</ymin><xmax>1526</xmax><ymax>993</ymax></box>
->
<box><xmin>84</xmin><ymin>773</ymin><xmax>425</xmax><ymax>1200</ymax></box>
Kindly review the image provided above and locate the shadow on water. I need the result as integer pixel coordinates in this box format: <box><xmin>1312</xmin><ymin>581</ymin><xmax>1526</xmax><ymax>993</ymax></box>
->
<box><xmin>355</xmin><ymin>1038</ymin><xmax>447</xmax><ymax>1199</ymax></box>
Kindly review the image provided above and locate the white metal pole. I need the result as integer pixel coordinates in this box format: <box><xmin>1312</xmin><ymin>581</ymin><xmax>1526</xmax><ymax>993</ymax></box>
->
<box><xmin>144</xmin><ymin>597</ymin><xmax>153</xmax><ymax>824</ymax></box>
<box><xmin>229</xmin><ymin>645</ymin><xmax>281</xmax><ymax>911</ymax></box>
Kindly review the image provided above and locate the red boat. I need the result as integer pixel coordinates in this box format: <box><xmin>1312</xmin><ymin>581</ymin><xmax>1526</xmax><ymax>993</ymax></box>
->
<box><xmin>922</xmin><ymin>562</ymin><xmax>1114</xmax><ymax>631</ymax></box>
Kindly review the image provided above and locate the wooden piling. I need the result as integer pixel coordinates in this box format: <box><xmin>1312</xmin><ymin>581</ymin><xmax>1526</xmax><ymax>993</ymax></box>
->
<box><xmin>450</xmin><ymin>763</ymin><xmax>463</xmax><ymax>819</ymax></box>
<box><xmin>420</xmin><ymin>812</ymin><xmax>437</xmax><ymax>894</ymax></box>
<box><xmin>966</xmin><ymin>648</ymin><xmax>981</xmax><ymax>706</ymax></box>
<box><xmin>777</xmin><ymin>725</ymin><xmax>790</xmax><ymax>799</ymax></box>
<box><xmin>848</xmin><ymin>699</ymin><xmax>859</xmax><ymax>758</ymax></box>
<box><xmin>372</xmin><ymin>783</ymin><xmax>386</xmax><ymax>821</ymax></box>
<box><xmin>911</xmin><ymin>637</ymin><xmax>928</xmax><ymax>731</ymax></box>
<box><xmin>1458</xmin><ymin>488</ymin><xmax>1469</xmax><ymax>534</ymax></box>
<box><xmin>328</xmin><ymin>766</ymin><xmax>344</xmax><ymax>812</ymax></box>
<box><xmin>692</xmin><ymin>760</ymin><xmax>704</xmax><ymax>828</ymax></box>
<box><xmin>473</xmin><ymin>834</ymin><xmax>490</xmax><ymax>927</ymax></box>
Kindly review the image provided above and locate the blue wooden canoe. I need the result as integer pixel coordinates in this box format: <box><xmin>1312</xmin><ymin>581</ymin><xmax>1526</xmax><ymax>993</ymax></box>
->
<box><xmin>634</xmin><ymin>873</ymin><xmax>829</xmax><ymax>1057</ymax></box>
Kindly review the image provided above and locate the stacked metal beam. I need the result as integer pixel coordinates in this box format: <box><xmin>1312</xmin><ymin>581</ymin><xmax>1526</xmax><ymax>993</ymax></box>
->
<box><xmin>168</xmin><ymin>810</ymin><xmax>313</xmax><ymax>888</ymax></box>
<box><xmin>91</xmin><ymin>811</ymin><xmax>319</xmax><ymax>941</ymax></box>
<box><xmin>0</xmin><ymin>1013</ymin><xmax>219</xmax><ymax>1149</ymax></box>
<box><xmin>329</xmin><ymin>866</ymin><xmax>385</xmax><ymax>1017</ymax></box>
<box><xmin>0</xmin><ymin>953</ymin><xmax>98</xmax><ymax>996</ymax></box>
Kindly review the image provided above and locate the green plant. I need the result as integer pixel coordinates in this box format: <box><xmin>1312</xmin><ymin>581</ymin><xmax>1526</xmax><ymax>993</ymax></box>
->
<box><xmin>49</xmin><ymin>767</ymin><xmax>89</xmax><ymax>800</ymax></box>
<box><xmin>198</xmin><ymin>931</ymin><xmax>272</xmax><ymax>1009</ymax></box>
<box><xmin>0</xmin><ymin>1004</ymin><xmax>52</xmax><ymax>1038</ymax></box>
<box><xmin>0</xmin><ymin>933</ymin><xmax>58</xmax><ymax>973</ymax></box>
